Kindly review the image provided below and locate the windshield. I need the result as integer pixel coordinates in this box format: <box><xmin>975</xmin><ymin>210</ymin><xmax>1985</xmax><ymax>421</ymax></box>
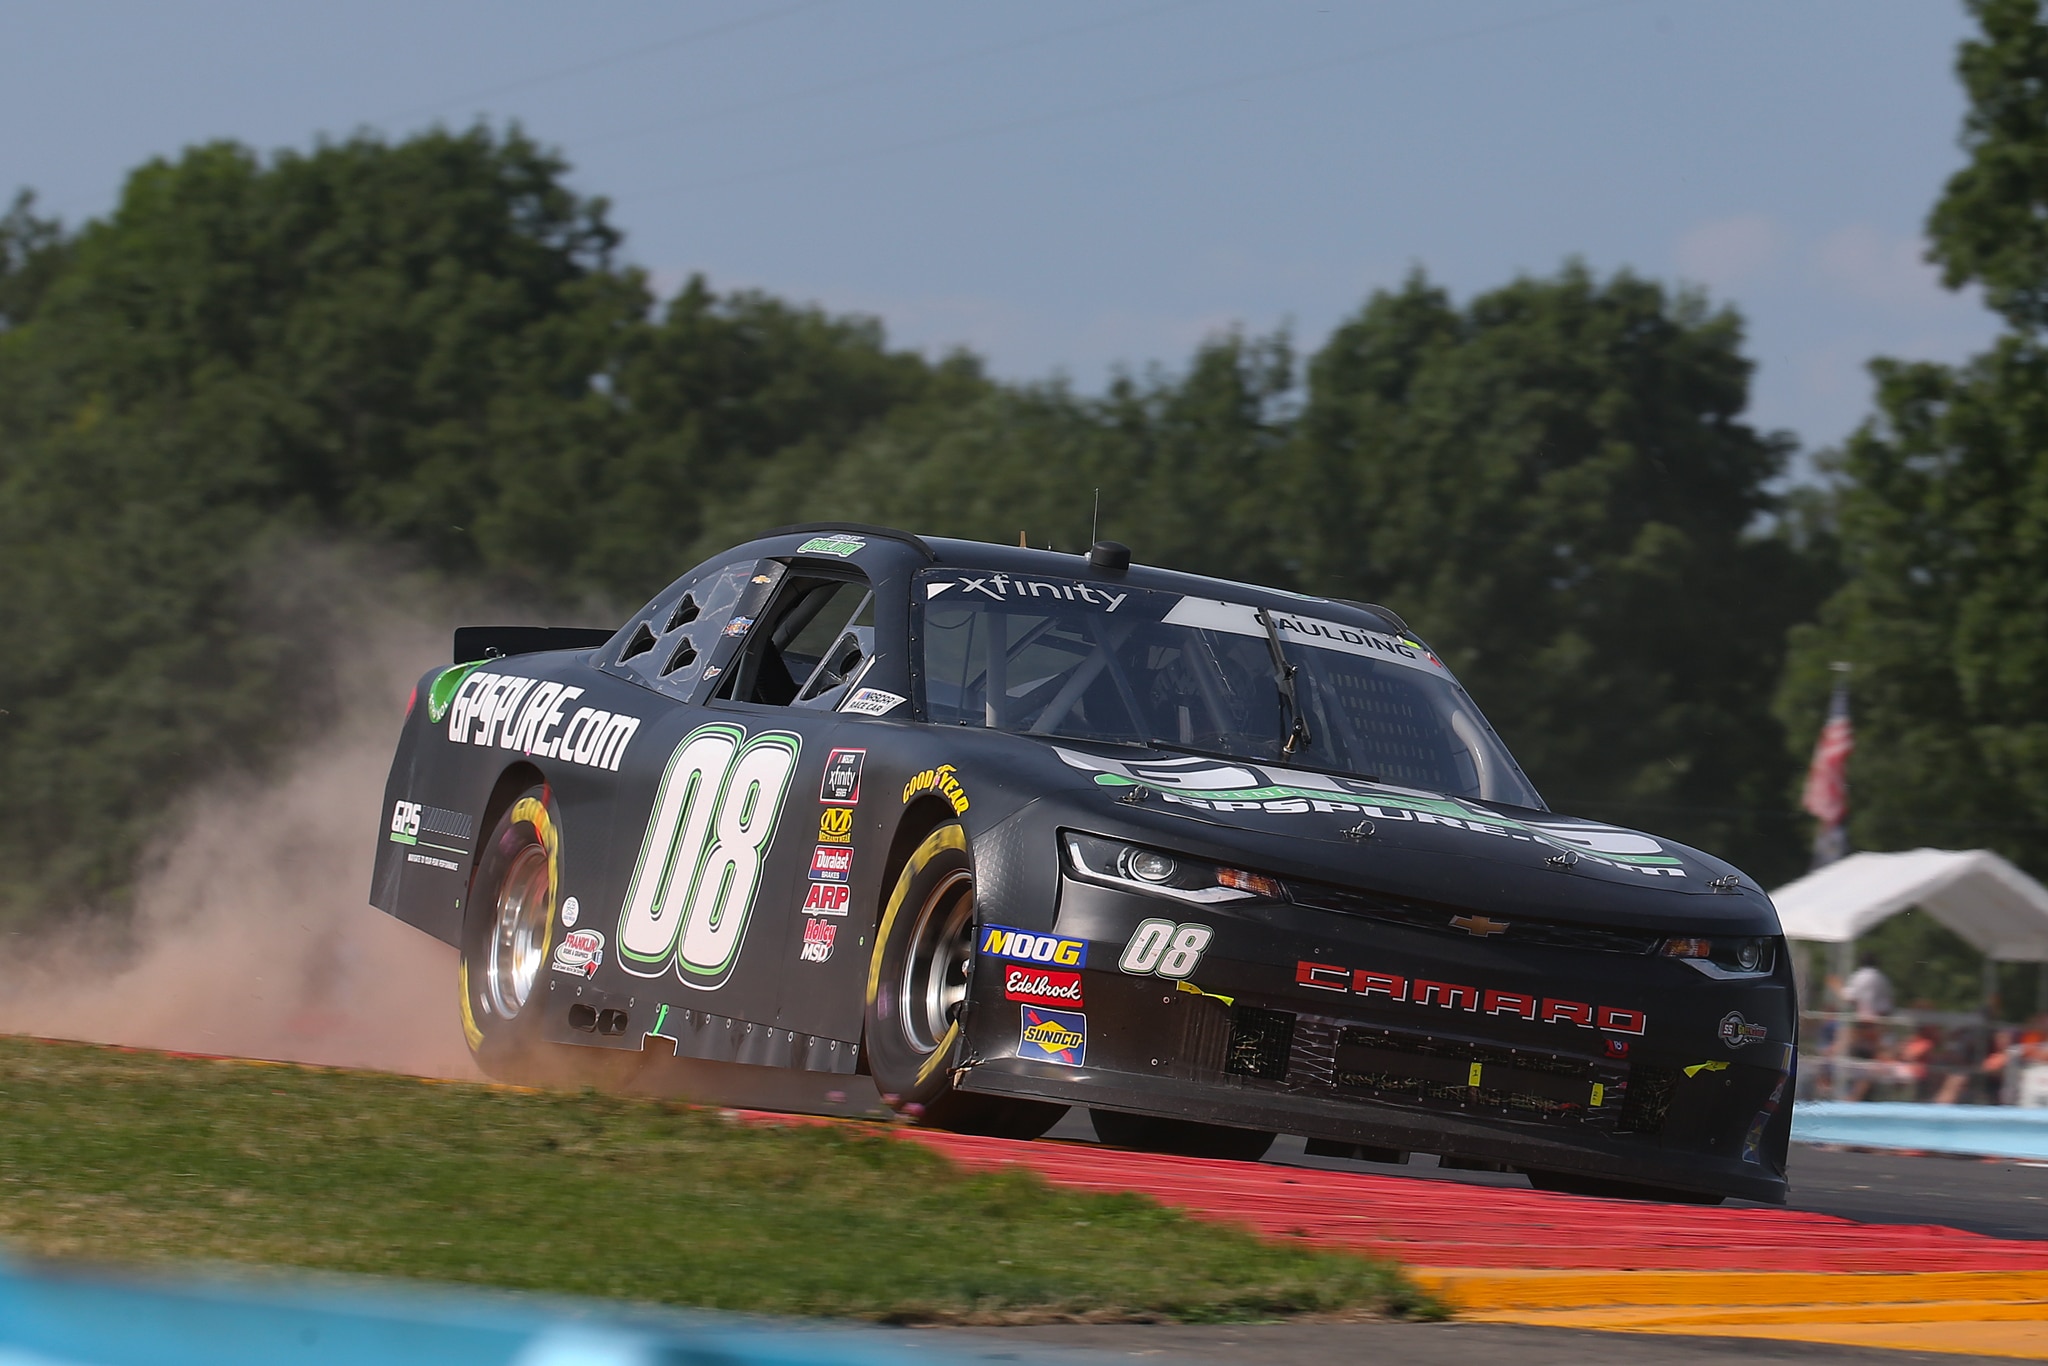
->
<box><xmin>917</xmin><ymin>569</ymin><xmax>1540</xmax><ymax>807</ymax></box>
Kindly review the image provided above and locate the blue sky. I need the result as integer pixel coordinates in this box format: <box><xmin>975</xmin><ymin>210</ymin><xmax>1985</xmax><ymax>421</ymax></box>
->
<box><xmin>1</xmin><ymin>0</ymin><xmax>1999</xmax><ymax>462</ymax></box>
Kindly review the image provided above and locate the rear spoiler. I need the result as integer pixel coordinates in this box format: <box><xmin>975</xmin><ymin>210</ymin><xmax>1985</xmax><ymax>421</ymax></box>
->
<box><xmin>452</xmin><ymin>625</ymin><xmax>616</xmax><ymax>664</ymax></box>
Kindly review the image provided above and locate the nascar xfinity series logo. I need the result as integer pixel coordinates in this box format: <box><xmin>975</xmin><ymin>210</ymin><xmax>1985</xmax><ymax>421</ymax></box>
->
<box><xmin>442</xmin><ymin>669</ymin><xmax>640</xmax><ymax>772</ymax></box>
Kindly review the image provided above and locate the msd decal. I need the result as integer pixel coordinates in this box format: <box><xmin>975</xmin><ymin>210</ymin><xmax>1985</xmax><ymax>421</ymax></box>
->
<box><xmin>1295</xmin><ymin>960</ymin><xmax>1648</xmax><ymax>1036</ymax></box>
<box><xmin>1003</xmin><ymin>966</ymin><xmax>1084</xmax><ymax>1008</ymax></box>
<box><xmin>1018</xmin><ymin>1007</ymin><xmax>1087</xmax><ymax>1065</ymax></box>
<box><xmin>799</xmin><ymin>918</ymin><xmax>836</xmax><ymax>963</ymax></box>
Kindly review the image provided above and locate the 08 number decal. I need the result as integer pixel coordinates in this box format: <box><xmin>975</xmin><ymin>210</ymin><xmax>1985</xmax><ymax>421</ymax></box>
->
<box><xmin>1117</xmin><ymin>918</ymin><xmax>1213</xmax><ymax>980</ymax></box>
<box><xmin>618</xmin><ymin>723</ymin><xmax>801</xmax><ymax>988</ymax></box>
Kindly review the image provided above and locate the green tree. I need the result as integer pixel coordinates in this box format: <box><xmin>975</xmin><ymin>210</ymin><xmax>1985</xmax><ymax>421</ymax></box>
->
<box><xmin>1293</xmin><ymin>266</ymin><xmax>1825</xmax><ymax>881</ymax></box>
<box><xmin>0</xmin><ymin>126</ymin><xmax>945</xmax><ymax>922</ymax></box>
<box><xmin>1781</xmin><ymin>0</ymin><xmax>2048</xmax><ymax>875</ymax></box>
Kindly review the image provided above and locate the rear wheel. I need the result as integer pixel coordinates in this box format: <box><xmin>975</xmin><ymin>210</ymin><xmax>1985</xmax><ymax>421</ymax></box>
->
<box><xmin>1523</xmin><ymin>1168</ymin><xmax>1726</xmax><ymax>1205</ymax></box>
<box><xmin>460</xmin><ymin>784</ymin><xmax>560</xmax><ymax>1080</ymax></box>
<box><xmin>865</xmin><ymin>821</ymin><xmax>1067</xmax><ymax>1140</ymax></box>
<box><xmin>1090</xmin><ymin>1109</ymin><xmax>1275</xmax><ymax>1162</ymax></box>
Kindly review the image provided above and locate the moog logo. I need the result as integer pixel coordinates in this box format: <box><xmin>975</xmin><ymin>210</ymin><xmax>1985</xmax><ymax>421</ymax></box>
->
<box><xmin>980</xmin><ymin>925</ymin><xmax>1088</xmax><ymax>968</ymax></box>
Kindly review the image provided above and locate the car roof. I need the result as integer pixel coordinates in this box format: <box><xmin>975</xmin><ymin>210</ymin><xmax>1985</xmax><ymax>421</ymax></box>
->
<box><xmin>736</xmin><ymin>524</ymin><xmax>1415</xmax><ymax>641</ymax></box>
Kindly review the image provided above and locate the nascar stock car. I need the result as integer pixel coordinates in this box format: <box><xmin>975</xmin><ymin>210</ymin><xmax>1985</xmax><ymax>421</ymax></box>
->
<box><xmin>370</xmin><ymin>524</ymin><xmax>1796</xmax><ymax>1204</ymax></box>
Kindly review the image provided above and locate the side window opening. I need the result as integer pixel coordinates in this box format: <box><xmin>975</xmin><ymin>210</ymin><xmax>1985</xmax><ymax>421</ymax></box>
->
<box><xmin>619</xmin><ymin>621</ymin><xmax>658</xmax><ymax>661</ymax></box>
<box><xmin>720</xmin><ymin>574</ymin><xmax>874</xmax><ymax>708</ymax></box>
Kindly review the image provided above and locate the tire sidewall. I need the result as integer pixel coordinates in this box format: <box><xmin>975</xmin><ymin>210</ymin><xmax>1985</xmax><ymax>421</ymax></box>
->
<box><xmin>864</xmin><ymin>821</ymin><xmax>973</xmax><ymax>1108</ymax></box>
<box><xmin>460</xmin><ymin>783</ymin><xmax>560</xmax><ymax>1071</ymax></box>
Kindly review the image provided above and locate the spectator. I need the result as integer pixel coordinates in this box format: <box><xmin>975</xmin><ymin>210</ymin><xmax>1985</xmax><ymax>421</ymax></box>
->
<box><xmin>1841</xmin><ymin>954</ymin><xmax>1895</xmax><ymax>1020</ymax></box>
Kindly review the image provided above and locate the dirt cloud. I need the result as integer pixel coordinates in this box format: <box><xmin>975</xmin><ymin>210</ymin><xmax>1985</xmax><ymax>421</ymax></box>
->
<box><xmin>0</xmin><ymin>608</ymin><xmax>484</xmax><ymax>1080</ymax></box>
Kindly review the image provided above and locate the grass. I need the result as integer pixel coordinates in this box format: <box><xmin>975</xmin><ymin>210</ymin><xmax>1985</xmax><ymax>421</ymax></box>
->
<box><xmin>0</xmin><ymin>1036</ymin><xmax>1435</xmax><ymax>1324</ymax></box>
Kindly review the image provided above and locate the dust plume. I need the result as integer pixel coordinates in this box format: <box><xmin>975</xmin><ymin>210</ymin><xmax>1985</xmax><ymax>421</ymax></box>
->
<box><xmin>0</xmin><ymin>603</ymin><xmax>486</xmax><ymax>1080</ymax></box>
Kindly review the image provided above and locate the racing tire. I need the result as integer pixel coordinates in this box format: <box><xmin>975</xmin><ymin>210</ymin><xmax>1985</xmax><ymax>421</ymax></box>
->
<box><xmin>865</xmin><ymin>820</ymin><xmax>1067</xmax><ymax>1140</ymax></box>
<box><xmin>459</xmin><ymin>784</ymin><xmax>562</xmax><ymax>1081</ymax></box>
<box><xmin>1089</xmin><ymin>1109</ymin><xmax>1276</xmax><ymax>1162</ymax></box>
<box><xmin>1523</xmin><ymin>1168</ymin><xmax>1726</xmax><ymax>1205</ymax></box>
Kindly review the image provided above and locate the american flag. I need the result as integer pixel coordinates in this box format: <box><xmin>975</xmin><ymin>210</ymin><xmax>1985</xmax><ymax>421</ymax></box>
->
<box><xmin>1801</xmin><ymin>675</ymin><xmax>1854</xmax><ymax>864</ymax></box>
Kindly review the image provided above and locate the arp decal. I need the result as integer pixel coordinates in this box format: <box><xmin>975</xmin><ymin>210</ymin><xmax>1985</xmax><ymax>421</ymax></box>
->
<box><xmin>809</xmin><ymin>845</ymin><xmax>853</xmax><ymax>883</ymax></box>
<box><xmin>820</xmin><ymin>748</ymin><xmax>864</xmax><ymax>804</ymax></box>
<box><xmin>903</xmin><ymin>764</ymin><xmax>969</xmax><ymax>814</ymax></box>
<box><xmin>840</xmin><ymin>688</ymin><xmax>905</xmax><ymax>717</ymax></box>
<box><xmin>818</xmin><ymin>807</ymin><xmax>855</xmax><ymax>844</ymax></box>
<box><xmin>552</xmin><ymin>929</ymin><xmax>604</xmax><ymax>978</ymax></box>
<box><xmin>796</xmin><ymin>534</ymin><xmax>865</xmax><ymax>558</ymax></box>
<box><xmin>1116</xmin><ymin>919</ymin><xmax>1213</xmax><ymax>981</ymax></box>
<box><xmin>799</xmin><ymin>918</ymin><xmax>836</xmax><ymax>963</ymax></box>
<box><xmin>1719</xmin><ymin>1012</ymin><xmax>1768</xmax><ymax>1048</ymax></box>
<box><xmin>445</xmin><ymin>671</ymin><xmax>641</xmax><ymax>772</ymax></box>
<box><xmin>1295</xmin><ymin>960</ymin><xmax>1648</xmax><ymax>1036</ymax></box>
<box><xmin>1018</xmin><ymin>1006</ymin><xmax>1087</xmax><ymax>1065</ymax></box>
<box><xmin>1003</xmin><ymin>965</ymin><xmax>1084</xmax><ymax>1007</ymax></box>
<box><xmin>1055</xmin><ymin>749</ymin><xmax>1686</xmax><ymax>876</ymax></box>
<box><xmin>803</xmin><ymin>883</ymin><xmax>852</xmax><ymax>916</ymax></box>
<box><xmin>980</xmin><ymin>925</ymin><xmax>1087</xmax><ymax>968</ymax></box>
<box><xmin>615</xmin><ymin>723</ymin><xmax>802</xmax><ymax>989</ymax></box>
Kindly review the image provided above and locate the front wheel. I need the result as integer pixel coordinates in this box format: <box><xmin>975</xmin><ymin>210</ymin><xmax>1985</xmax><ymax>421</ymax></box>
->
<box><xmin>865</xmin><ymin>821</ymin><xmax>1066</xmax><ymax>1140</ymax></box>
<box><xmin>459</xmin><ymin>784</ymin><xmax>561</xmax><ymax>1080</ymax></box>
<box><xmin>1090</xmin><ymin>1109</ymin><xmax>1276</xmax><ymax>1162</ymax></box>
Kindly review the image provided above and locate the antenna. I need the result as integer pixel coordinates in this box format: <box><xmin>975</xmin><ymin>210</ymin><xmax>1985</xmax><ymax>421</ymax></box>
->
<box><xmin>1018</xmin><ymin>531</ymin><xmax>1027</xmax><ymax>548</ymax></box>
<box><xmin>1092</xmin><ymin>488</ymin><xmax>1100</xmax><ymax>545</ymax></box>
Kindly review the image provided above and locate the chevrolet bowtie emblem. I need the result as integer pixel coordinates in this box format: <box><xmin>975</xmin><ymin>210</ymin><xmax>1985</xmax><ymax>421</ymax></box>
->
<box><xmin>1450</xmin><ymin>914</ymin><xmax>1509</xmax><ymax>937</ymax></box>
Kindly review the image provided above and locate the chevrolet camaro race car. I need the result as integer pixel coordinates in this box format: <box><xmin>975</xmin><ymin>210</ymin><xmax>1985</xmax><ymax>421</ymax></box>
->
<box><xmin>371</xmin><ymin>524</ymin><xmax>1796</xmax><ymax>1204</ymax></box>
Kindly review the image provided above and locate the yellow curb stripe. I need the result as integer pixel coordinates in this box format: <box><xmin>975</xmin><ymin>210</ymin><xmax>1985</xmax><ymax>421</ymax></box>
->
<box><xmin>1414</xmin><ymin>1268</ymin><xmax>2048</xmax><ymax>1311</ymax></box>
<box><xmin>1414</xmin><ymin>1268</ymin><xmax>2048</xmax><ymax>1361</ymax></box>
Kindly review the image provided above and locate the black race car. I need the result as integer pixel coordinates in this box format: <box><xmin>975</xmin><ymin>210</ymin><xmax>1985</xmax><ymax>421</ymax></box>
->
<box><xmin>371</xmin><ymin>524</ymin><xmax>1795</xmax><ymax>1204</ymax></box>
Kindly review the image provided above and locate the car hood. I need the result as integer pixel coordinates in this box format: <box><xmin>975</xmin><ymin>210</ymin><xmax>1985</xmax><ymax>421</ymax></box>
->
<box><xmin>1023</xmin><ymin>741</ymin><xmax>1775</xmax><ymax>934</ymax></box>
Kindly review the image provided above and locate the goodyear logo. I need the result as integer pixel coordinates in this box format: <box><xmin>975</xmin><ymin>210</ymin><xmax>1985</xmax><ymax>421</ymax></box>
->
<box><xmin>903</xmin><ymin>764</ymin><xmax>969</xmax><ymax>814</ymax></box>
<box><xmin>1018</xmin><ymin>1006</ymin><xmax>1086</xmax><ymax>1066</ymax></box>
<box><xmin>819</xmin><ymin>807</ymin><xmax>854</xmax><ymax>844</ymax></box>
<box><xmin>981</xmin><ymin>925</ymin><xmax>1087</xmax><ymax>968</ymax></box>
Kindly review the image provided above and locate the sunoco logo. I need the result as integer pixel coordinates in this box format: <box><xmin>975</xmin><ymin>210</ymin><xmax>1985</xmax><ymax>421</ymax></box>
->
<box><xmin>1017</xmin><ymin>1006</ymin><xmax>1087</xmax><ymax>1065</ymax></box>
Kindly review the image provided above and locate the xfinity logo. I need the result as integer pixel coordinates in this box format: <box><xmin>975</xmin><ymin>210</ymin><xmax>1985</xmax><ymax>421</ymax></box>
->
<box><xmin>928</xmin><ymin>574</ymin><xmax>1127</xmax><ymax>613</ymax></box>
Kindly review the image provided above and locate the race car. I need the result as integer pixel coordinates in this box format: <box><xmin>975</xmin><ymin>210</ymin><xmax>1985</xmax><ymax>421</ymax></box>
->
<box><xmin>370</xmin><ymin>524</ymin><xmax>1796</xmax><ymax>1204</ymax></box>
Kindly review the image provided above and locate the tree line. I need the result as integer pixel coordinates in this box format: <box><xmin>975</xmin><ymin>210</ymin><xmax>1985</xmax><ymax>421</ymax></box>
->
<box><xmin>2</xmin><ymin>0</ymin><xmax>2044</xmax><ymax>928</ymax></box>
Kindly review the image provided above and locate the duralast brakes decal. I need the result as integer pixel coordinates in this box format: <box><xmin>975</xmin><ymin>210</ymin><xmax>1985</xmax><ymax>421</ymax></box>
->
<box><xmin>445</xmin><ymin>670</ymin><xmax>641</xmax><ymax>772</ymax></box>
<box><xmin>903</xmin><ymin>763</ymin><xmax>969</xmax><ymax>814</ymax></box>
<box><xmin>1296</xmin><ymin>960</ymin><xmax>1648</xmax><ymax>1036</ymax></box>
<box><xmin>1056</xmin><ymin>749</ymin><xmax>1684</xmax><ymax>874</ymax></box>
<box><xmin>615</xmin><ymin>723</ymin><xmax>801</xmax><ymax>989</ymax></box>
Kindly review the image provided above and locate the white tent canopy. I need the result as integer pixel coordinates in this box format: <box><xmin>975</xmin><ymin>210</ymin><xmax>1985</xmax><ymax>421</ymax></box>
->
<box><xmin>1771</xmin><ymin>848</ymin><xmax>2048</xmax><ymax>962</ymax></box>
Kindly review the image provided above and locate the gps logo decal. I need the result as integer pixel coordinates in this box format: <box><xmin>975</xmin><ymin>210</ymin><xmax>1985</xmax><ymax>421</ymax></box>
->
<box><xmin>980</xmin><ymin>925</ymin><xmax>1087</xmax><ymax>968</ymax></box>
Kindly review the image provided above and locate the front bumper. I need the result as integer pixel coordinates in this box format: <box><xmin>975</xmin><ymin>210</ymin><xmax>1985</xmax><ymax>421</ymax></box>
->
<box><xmin>957</xmin><ymin>877</ymin><xmax>1795</xmax><ymax>1204</ymax></box>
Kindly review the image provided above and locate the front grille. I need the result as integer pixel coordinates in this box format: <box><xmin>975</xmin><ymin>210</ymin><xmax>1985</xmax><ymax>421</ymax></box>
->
<box><xmin>1227</xmin><ymin>1005</ymin><xmax>1295</xmax><ymax>1080</ymax></box>
<box><xmin>1618</xmin><ymin>1064</ymin><xmax>1675</xmax><ymax>1135</ymax></box>
<box><xmin>1290</xmin><ymin>883</ymin><xmax>1662</xmax><ymax>956</ymax></box>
